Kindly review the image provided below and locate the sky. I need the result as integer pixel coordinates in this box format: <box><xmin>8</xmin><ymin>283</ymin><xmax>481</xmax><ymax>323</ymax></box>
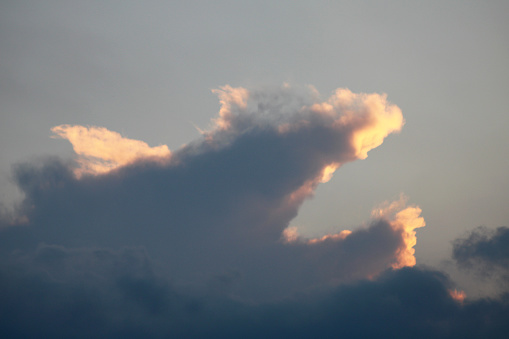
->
<box><xmin>1</xmin><ymin>1</ymin><xmax>508</xmax><ymax>337</ymax></box>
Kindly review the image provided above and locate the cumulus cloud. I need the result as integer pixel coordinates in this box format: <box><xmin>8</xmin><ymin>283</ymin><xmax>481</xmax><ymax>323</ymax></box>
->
<box><xmin>372</xmin><ymin>196</ymin><xmax>426</xmax><ymax>268</ymax></box>
<box><xmin>282</xmin><ymin>195</ymin><xmax>425</xmax><ymax>278</ymax></box>
<box><xmin>3</xmin><ymin>84</ymin><xmax>506</xmax><ymax>337</ymax></box>
<box><xmin>3</xmin><ymin>85</ymin><xmax>414</xmax><ymax>297</ymax></box>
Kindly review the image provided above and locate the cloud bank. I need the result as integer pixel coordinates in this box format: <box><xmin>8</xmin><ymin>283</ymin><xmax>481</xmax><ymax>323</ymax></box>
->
<box><xmin>1</xmin><ymin>85</ymin><xmax>507</xmax><ymax>337</ymax></box>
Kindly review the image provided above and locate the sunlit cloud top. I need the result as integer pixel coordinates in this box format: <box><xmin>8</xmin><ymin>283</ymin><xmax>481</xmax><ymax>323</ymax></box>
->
<box><xmin>51</xmin><ymin>125</ymin><xmax>171</xmax><ymax>177</ymax></box>
<box><xmin>210</xmin><ymin>85</ymin><xmax>404</xmax><ymax>161</ymax></box>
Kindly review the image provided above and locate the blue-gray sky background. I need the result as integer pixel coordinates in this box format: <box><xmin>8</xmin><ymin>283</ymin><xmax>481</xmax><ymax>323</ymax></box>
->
<box><xmin>1</xmin><ymin>0</ymin><xmax>508</xmax><ymax>269</ymax></box>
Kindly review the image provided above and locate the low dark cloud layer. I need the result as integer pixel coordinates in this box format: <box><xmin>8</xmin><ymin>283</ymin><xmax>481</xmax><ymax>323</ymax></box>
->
<box><xmin>1</xmin><ymin>260</ymin><xmax>508</xmax><ymax>338</ymax></box>
<box><xmin>1</xmin><ymin>85</ymin><xmax>507</xmax><ymax>337</ymax></box>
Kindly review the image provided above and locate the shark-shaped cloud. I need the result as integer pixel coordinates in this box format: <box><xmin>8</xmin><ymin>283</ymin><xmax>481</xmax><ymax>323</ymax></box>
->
<box><xmin>3</xmin><ymin>85</ymin><xmax>422</xmax><ymax>298</ymax></box>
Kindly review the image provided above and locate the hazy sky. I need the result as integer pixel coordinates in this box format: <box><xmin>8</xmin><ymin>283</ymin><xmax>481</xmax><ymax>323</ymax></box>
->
<box><xmin>1</xmin><ymin>1</ymin><xmax>508</xmax><ymax>337</ymax></box>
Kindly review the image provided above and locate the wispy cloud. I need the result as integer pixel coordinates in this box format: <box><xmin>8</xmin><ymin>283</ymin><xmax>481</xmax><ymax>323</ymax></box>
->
<box><xmin>51</xmin><ymin>124</ymin><xmax>171</xmax><ymax>177</ymax></box>
<box><xmin>453</xmin><ymin>226</ymin><xmax>509</xmax><ymax>291</ymax></box>
<box><xmin>453</xmin><ymin>226</ymin><xmax>509</xmax><ymax>269</ymax></box>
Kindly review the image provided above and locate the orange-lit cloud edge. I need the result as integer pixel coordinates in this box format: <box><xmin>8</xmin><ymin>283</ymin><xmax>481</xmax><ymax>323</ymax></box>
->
<box><xmin>51</xmin><ymin>125</ymin><xmax>171</xmax><ymax>177</ymax></box>
<box><xmin>51</xmin><ymin>85</ymin><xmax>448</xmax><ymax>289</ymax></box>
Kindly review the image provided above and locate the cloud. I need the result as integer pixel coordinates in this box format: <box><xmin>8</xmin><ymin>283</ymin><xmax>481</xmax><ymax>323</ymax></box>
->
<box><xmin>208</xmin><ymin>85</ymin><xmax>404</xmax><ymax>161</ymax></box>
<box><xmin>283</xmin><ymin>195</ymin><xmax>425</xmax><ymax>275</ymax></box>
<box><xmin>453</xmin><ymin>226</ymin><xmax>509</xmax><ymax>267</ymax></box>
<box><xmin>453</xmin><ymin>226</ymin><xmax>509</xmax><ymax>286</ymax></box>
<box><xmin>1</xmin><ymin>259</ymin><xmax>507</xmax><ymax>338</ymax></box>
<box><xmin>2</xmin><ymin>85</ymin><xmax>415</xmax><ymax>298</ymax></box>
<box><xmin>371</xmin><ymin>196</ymin><xmax>426</xmax><ymax>268</ymax></box>
<box><xmin>0</xmin><ymin>244</ymin><xmax>187</xmax><ymax>338</ymax></box>
<box><xmin>51</xmin><ymin>124</ymin><xmax>171</xmax><ymax>177</ymax></box>
<box><xmin>4</xmin><ymin>84</ymin><xmax>505</xmax><ymax>336</ymax></box>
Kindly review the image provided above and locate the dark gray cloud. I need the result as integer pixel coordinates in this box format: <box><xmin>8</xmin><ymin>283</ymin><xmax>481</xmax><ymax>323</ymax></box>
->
<box><xmin>453</xmin><ymin>226</ymin><xmax>509</xmax><ymax>267</ymax></box>
<box><xmin>0</xmin><ymin>245</ymin><xmax>196</xmax><ymax>338</ymax></box>
<box><xmin>453</xmin><ymin>226</ymin><xmax>509</xmax><ymax>284</ymax></box>
<box><xmin>1</xmin><ymin>261</ymin><xmax>508</xmax><ymax>338</ymax></box>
